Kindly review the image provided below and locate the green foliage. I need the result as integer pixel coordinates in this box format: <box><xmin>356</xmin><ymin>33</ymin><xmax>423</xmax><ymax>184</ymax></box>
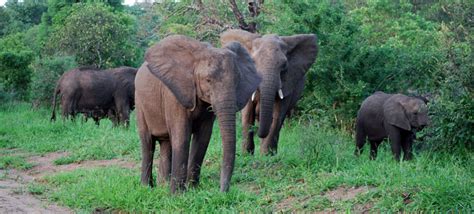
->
<box><xmin>30</xmin><ymin>56</ymin><xmax>77</xmax><ymax>106</ymax></box>
<box><xmin>48</xmin><ymin>3</ymin><xmax>138</xmax><ymax>68</ymax></box>
<box><xmin>149</xmin><ymin>0</ymin><xmax>239</xmax><ymax>45</ymax></box>
<box><xmin>0</xmin><ymin>33</ymin><xmax>34</xmax><ymax>98</ymax></box>
<box><xmin>422</xmin><ymin>27</ymin><xmax>473</xmax><ymax>152</ymax></box>
<box><xmin>0</xmin><ymin>0</ymin><xmax>47</xmax><ymax>36</ymax></box>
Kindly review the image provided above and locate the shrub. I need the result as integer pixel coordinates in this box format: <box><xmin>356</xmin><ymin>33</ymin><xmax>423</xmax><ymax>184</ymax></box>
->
<box><xmin>0</xmin><ymin>51</ymin><xmax>33</xmax><ymax>98</ymax></box>
<box><xmin>422</xmin><ymin>31</ymin><xmax>473</xmax><ymax>153</ymax></box>
<box><xmin>0</xmin><ymin>33</ymin><xmax>34</xmax><ymax>99</ymax></box>
<box><xmin>48</xmin><ymin>3</ymin><xmax>139</xmax><ymax>68</ymax></box>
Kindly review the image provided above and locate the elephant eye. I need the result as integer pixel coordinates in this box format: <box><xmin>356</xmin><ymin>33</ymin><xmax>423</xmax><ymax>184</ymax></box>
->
<box><xmin>206</xmin><ymin>78</ymin><xmax>211</xmax><ymax>83</ymax></box>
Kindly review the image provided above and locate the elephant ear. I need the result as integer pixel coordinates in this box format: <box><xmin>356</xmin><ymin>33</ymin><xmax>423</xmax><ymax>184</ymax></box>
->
<box><xmin>383</xmin><ymin>95</ymin><xmax>411</xmax><ymax>131</ymax></box>
<box><xmin>145</xmin><ymin>35</ymin><xmax>205</xmax><ymax>109</ymax></box>
<box><xmin>280</xmin><ymin>34</ymin><xmax>318</xmax><ymax>97</ymax></box>
<box><xmin>224</xmin><ymin>42</ymin><xmax>262</xmax><ymax>110</ymax></box>
<box><xmin>220</xmin><ymin>29</ymin><xmax>260</xmax><ymax>52</ymax></box>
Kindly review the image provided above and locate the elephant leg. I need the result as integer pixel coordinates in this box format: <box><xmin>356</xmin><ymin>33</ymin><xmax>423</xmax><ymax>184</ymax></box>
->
<box><xmin>386</xmin><ymin>125</ymin><xmax>402</xmax><ymax>161</ymax></box>
<box><xmin>115</xmin><ymin>98</ymin><xmax>130</xmax><ymax>126</ymax></box>
<box><xmin>187</xmin><ymin>114</ymin><xmax>215</xmax><ymax>187</ymax></box>
<box><xmin>369</xmin><ymin>140</ymin><xmax>382</xmax><ymax>160</ymax></box>
<box><xmin>138</xmin><ymin>109</ymin><xmax>156</xmax><ymax>187</ymax></box>
<box><xmin>169</xmin><ymin>124</ymin><xmax>192</xmax><ymax>194</ymax></box>
<box><xmin>402</xmin><ymin>132</ymin><xmax>414</xmax><ymax>161</ymax></box>
<box><xmin>93</xmin><ymin>116</ymin><xmax>100</xmax><ymax>126</ymax></box>
<box><xmin>61</xmin><ymin>96</ymin><xmax>71</xmax><ymax>121</ymax></box>
<box><xmin>260</xmin><ymin>100</ymin><xmax>283</xmax><ymax>155</ymax></box>
<box><xmin>355</xmin><ymin>121</ymin><xmax>366</xmax><ymax>156</ymax></box>
<box><xmin>241</xmin><ymin>101</ymin><xmax>256</xmax><ymax>155</ymax></box>
<box><xmin>140</xmin><ymin>129</ymin><xmax>156</xmax><ymax>187</ymax></box>
<box><xmin>157</xmin><ymin>138</ymin><xmax>171</xmax><ymax>183</ymax></box>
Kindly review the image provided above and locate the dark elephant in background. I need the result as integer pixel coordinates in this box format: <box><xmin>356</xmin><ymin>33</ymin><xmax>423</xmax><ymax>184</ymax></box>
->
<box><xmin>135</xmin><ymin>35</ymin><xmax>261</xmax><ymax>193</ymax></box>
<box><xmin>355</xmin><ymin>92</ymin><xmax>430</xmax><ymax>161</ymax></box>
<box><xmin>221</xmin><ymin>29</ymin><xmax>318</xmax><ymax>155</ymax></box>
<box><xmin>50</xmin><ymin>66</ymin><xmax>137</xmax><ymax>126</ymax></box>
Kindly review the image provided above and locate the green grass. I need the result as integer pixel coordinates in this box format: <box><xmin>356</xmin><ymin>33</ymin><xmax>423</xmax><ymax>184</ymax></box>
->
<box><xmin>0</xmin><ymin>103</ymin><xmax>472</xmax><ymax>212</ymax></box>
<box><xmin>0</xmin><ymin>154</ymin><xmax>34</xmax><ymax>169</ymax></box>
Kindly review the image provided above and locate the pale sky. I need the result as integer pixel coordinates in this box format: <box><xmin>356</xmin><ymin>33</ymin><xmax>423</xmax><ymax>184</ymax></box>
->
<box><xmin>0</xmin><ymin>0</ymin><xmax>137</xmax><ymax>6</ymax></box>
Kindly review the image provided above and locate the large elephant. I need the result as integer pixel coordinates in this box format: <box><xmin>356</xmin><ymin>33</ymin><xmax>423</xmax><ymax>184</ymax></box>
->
<box><xmin>355</xmin><ymin>92</ymin><xmax>430</xmax><ymax>161</ymax></box>
<box><xmin>50</xmin><ymin>66</ymin><xmax>137</xmax><ymax>126</ymax></box>
<box><xmin>135</xmin><ymin>35</ymin><xmax>261</xmax><ymax>193</ymax></box>
<box><xmin>221</xmin><ymin>29</ymin><xmax>318</xmax><ymax>155</ymax></box>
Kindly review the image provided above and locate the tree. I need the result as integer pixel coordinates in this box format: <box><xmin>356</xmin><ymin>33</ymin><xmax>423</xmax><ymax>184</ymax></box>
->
<box><xmin>49</xmin><ymin>3</ymin><xmax>138</xmax><ymax>68</ymax></box>
<box><xmin>228</xmin><ymin>0</ymin><xmax>263</xmax><ymax>33</ymax></box>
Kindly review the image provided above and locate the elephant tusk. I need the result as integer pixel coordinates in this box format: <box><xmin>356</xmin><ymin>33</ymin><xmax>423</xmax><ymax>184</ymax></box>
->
<box><xmin>278</xmin><ymin>89</ymin><xmax>284</xmax><ymax>99</ymax></box>
<box><xmin>251</xmin><ymin>92</ymin><xmax>256</xmax><ymax>102</ymax></box>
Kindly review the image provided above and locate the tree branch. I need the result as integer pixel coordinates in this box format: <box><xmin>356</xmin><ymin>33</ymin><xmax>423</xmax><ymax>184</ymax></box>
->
<box><xmin>228</xmin><ymin>0</ymin><xmax>255</xmax><ymax>32</ymax></box>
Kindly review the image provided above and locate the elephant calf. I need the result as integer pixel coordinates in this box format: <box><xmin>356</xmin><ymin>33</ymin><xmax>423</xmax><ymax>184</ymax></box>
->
<box><xmin>51</xmin><ymin>66</ymin><xmax>137</xmax><ymax>126</ymax></box>
<box><xmin>355</xmin><ymin>92</ymin><xmax>429</xmax><ymax>161</ymax></box>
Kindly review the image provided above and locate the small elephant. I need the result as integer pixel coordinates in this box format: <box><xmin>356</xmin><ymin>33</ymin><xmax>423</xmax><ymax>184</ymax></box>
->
<box><xmin>221</xmin><ymin>29</ymin><xmax>318</xmax><ymax>155</ymax></box>
<box><xmin>135</xmin><ymin>35</ymin><xmax>261</xmax><ymax>193</ymax></box>
<box><xmin>50</xmin><ymin>66</ymin><xmax>137</xmax><ymax>126</ymax></box>
<box><xmin>355</xmin><ymin>92</ymin><xmax>430</xmax><ymax>161</ymax></box>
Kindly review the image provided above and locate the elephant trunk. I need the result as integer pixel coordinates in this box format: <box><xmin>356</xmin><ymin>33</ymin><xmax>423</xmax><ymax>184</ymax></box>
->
<box><xmin>257</xmin><ymin>74</ymin><xmax>278</xmax><ymax>138</ymax></box>
<box><xmin>214</xmin><ymin>99</ymin><xmax>237</xmax><ymax>192</ymax></box>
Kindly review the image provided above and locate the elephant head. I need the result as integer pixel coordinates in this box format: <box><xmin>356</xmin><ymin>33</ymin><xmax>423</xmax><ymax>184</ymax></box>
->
<box><xmin>383</xmin><ymin>94</ymin><xmax>430</xmax><ymax>131</ymax></box>
<box><xmin>221</xmin><ymin>30</ymin><xmax>318</xmax><ymax>138</ymax></box>
<box><xmin>145</xmin><ymin>35</ymin><xmax>261</xmax><ymax>191</ymax></box>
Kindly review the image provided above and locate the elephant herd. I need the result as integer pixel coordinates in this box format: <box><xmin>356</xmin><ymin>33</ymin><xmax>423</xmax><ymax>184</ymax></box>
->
<box><xmin>50</xmin><ymin>29</ymin><xmax>430</xmax><ymax>193</ymax></box>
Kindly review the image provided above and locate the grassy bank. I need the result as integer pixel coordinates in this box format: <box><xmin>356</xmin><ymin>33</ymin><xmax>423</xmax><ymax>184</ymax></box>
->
<box><xmin>0</xmin><ymin>104</ymin><xmax>472</xmax><ymax>212</ymax></box>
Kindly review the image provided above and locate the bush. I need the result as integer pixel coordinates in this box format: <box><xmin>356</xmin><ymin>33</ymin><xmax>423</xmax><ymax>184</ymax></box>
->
<box><xmin>0</xmin><ymin>32</ymin><xmax>34</xmax><ymax>99</ymax></box>
<box><xmin>30</xmin><ymin>56</ymin><xmax>77</xmax><ymax>106</ymax></box>
<box><xmin>422</xmin><ymin>30</ymin><xmax>473</xmax><ymax>153</ymax></box>
<box><xmin>48</xmin><ymin>3</ymin><xmax>139</xmax><ymax>68</ymax></box>
<box><xmin>0</xmin><ymin>51</ymin><xmax>33</xmax><ymax>97</ymax></box>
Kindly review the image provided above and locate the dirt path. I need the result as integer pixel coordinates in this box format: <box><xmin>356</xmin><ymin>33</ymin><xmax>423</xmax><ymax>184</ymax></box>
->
<box><xmin>0</xmin><ymin>172</ymin><xmax>72</xmax><ymax>213</ymax></box>
<box><xmin>0</xmin><ymin>151</ymin><xmax>138</xmax><ymax>213</ymax></box>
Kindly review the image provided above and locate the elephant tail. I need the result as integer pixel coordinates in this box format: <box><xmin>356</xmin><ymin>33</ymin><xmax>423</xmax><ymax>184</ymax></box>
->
<box><xmin>354</xmin><ymin>119</ymin><xmax>366</xmax><ymax>156</ymax></box>
<box><xmin>50</xmin><ymin>83</ymin><xmax>61</xmax><ymax>122</ymax></box>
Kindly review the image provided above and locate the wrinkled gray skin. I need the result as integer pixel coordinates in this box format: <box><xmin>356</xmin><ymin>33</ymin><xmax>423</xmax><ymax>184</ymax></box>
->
<box><xmin>355</xmin><ymin>92</ymin><xmax>430</xmax><ymax>161</ymax></box>
<box><xmin>221</xmin><ymin>29</ymin><xmax>318</xmax><ymax>155</ymax></box>
<box><xmin>135</xmin><ymin>35</ymin><xmax>261</xmax><ymax>193</ymax></box>
<box><xmin>50</xmin><ymin>66</ymin><xmax>137</xmax><ymax>126</ymax></box>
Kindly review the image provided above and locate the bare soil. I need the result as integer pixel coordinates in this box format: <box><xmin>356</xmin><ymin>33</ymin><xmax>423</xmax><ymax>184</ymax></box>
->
<box><xmin>275</xmin><ymin>185</ymin><xmax>375</xmax><ymax>212</ymax></box>
<box><xmin>323</xmin><ymin>186</ymin><xmax>373</xmax><ymax>202</ymax></box>
<box><xmin>0</xmin><ymin>151</ymin><xmax>138</xmax><ymax>213</ymax></box>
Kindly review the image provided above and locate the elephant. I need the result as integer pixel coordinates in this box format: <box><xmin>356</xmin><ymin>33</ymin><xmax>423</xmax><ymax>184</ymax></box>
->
<box><xmin>354</xmin><ymin>92</ymin><xmax>430</xmax><ymax>161</ymax></box>
<box><xmin>50</xmin><ymin>66</ymin><xmax>137</xmax><ymax>126</ymax></box>
<box><xmin>220</xmin><ymin>29</ymin><xmax>318</xmax><ymax>155</ymax></box>
<box><xmin>135</xmin><ymin>35</ymin><xmax>261</xmax><ymax>193</ymax></box>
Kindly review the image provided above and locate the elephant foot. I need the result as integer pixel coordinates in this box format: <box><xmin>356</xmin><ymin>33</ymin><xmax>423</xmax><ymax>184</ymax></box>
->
<box><xmin>242</xmin><ymin>142</ymin><xmax>255</xmax><ymax>155</ymax></box>
<box><xmin>260</xmin><ymin>147</ymin><xmax>277</xmax><ymax>156</ymax></box>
